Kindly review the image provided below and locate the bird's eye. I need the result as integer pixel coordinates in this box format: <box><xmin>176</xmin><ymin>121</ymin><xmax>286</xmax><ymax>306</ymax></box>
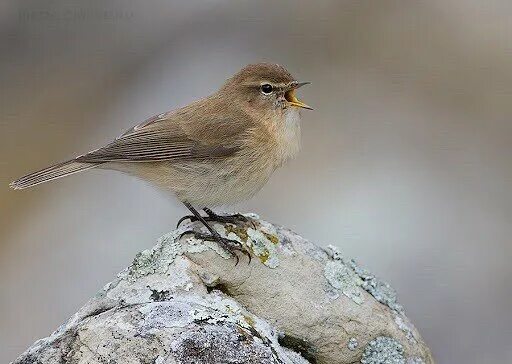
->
<box><xmin>260</xmin><ymin>84</ymin><xmax>273</xmax><ymax>94</ymax></box>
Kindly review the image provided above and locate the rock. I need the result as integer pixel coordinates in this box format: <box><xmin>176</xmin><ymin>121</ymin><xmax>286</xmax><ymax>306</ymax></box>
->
<box><xmin>13</xmin><ymin>214</ymin><xmax>434</xmax><ymax>364</ymax></box>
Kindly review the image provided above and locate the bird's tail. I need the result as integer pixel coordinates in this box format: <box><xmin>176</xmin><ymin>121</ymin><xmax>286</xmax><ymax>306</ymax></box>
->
<box><xmin>10</xmin><ymin>159</ymin><xmax>100</xmax><ymax>190</ymax></box>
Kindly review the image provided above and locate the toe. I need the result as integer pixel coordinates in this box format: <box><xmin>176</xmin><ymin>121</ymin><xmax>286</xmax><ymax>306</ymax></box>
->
<box><xmin>177</xmin><ymin>215</ymin><xmax>196</xmax><ymax>228</ymax></box>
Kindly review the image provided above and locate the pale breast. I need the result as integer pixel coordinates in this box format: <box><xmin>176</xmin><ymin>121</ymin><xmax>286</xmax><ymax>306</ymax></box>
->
<box><xmin>274</xmin><ymin>108</ymin><xmax>302</xmax><ymax>165</ymax></box>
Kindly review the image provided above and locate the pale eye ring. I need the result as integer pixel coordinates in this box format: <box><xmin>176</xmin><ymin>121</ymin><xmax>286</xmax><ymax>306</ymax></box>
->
<box><xmin>260</xmin><ymin>83</ymin><xmax>273</xmax><ymax>94</ymax></box>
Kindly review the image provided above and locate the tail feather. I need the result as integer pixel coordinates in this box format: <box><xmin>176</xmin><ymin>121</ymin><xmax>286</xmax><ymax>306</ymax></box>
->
<box><xmin>10</xmin><ymin>159</ymin><xmax>100</xmax><ymax>190</ymax></box>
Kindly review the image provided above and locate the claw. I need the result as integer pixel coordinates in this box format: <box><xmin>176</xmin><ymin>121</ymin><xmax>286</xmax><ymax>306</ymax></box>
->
<box><xmin>177</xmin><ymin>215</ymin><xmax>196</xmax><ymax>228</ymax></box>
<box><xmin>240</xmin><ymin>248</ymin><xmax>252</xmax><ymax>264</ymax></box>
<box><xmin>179</xmin><ymin>229</ymin><xmax>196</xmax><ymax>240</ymax></box>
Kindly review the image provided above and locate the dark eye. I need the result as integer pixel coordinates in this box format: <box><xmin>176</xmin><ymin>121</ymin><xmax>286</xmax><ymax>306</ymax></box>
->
<box><xmin>260</xmin><ymin>83</ymin><xmax>273</xmax><ymax>94</ymax></box>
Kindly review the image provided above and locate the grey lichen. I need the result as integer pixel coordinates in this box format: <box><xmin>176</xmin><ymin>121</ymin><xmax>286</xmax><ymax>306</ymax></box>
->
<box><xmin>138</xmin><ymin>300</ymin><xmax>197</xmax><ymax>330</ymax></box>
<box><xmin>325</xmin><ymin>245</ymin><xmax>404</xmax><ymax>315</ymax></box>
<box><xmin>354</xmin><ymin>264</ymin><xmax>404</xmax><ymax>314</ymax></box>
<box><xmin>347</xmin><ymin>337</ymin><xmax>359</xmax><ymax>351</ymax></box>
<box><xmin>360</xmin><ymin>336</ymin><xmax>405</xmax><ymax>364</ymax></box>
<box><xmin>338</xmin><ymin>252</ymin><xmax>403</xmax><ymax>314</ymax></box>
<box><xmin>128</xmin><ymin>230</ymin><xmax>183</xmax><ymax>280</ymax></box>
<box><xmin>394</xmin><ymin>314</ymin><xmax>418</xmax><ymax>344</ymax></box>
<box><xmin>324</xmin><ymin>260</ymin><xmax>365</xmax><ymax>304</ymax></box>
<box><xmin>188</xmin><ymin>294</ymin><xmax>253</xmax><ymax>329</ymax></box>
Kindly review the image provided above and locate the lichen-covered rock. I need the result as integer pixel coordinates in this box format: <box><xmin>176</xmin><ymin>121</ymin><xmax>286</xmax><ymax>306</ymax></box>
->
<box><xmin>13</xmin><ymin>214</ymin><xmax>434</xmax><ymax>364</ymax></box>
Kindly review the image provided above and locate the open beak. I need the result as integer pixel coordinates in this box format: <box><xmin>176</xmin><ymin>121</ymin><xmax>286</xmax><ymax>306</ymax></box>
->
<box><xmin>285</xmin><ymin>82</ymin><xmax>313</xmax><ymax>110</ymax></box>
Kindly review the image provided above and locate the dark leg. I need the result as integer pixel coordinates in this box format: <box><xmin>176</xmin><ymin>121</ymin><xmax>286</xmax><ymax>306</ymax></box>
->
<box><xmin>180</xmin><ymin>202</ymin><xmax>250</xmax><ymax>264</ymax></box>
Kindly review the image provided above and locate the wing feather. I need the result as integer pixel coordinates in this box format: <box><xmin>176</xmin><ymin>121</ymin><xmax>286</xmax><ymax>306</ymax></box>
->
<box><xmin>77</xmin><ymin>101</ymin><xmax>251</xmax><ymax>163</ymax></box>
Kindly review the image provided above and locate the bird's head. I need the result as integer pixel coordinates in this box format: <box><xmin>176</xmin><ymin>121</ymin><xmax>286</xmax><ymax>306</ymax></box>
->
<box><xmin>221</xmin><ymin>63</ymin><xmax>312</xmax><ymax>118</ymax></box>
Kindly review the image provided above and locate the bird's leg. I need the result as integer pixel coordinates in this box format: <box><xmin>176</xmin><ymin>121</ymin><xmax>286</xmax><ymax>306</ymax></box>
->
<box><xmin>179</xmin><ymin>202</ymin><xmax>250</xmax><ymax>264</ymax></box>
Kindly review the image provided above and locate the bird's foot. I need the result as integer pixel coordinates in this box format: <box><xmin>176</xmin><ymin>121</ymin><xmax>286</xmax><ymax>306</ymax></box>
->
<box><xmin>203</xmin><ymin>208</ymin><xmax>252</xmax><ymax>226</ymax></box>
<box><xmin>180</xmin><ymin>230</ymin><xmax>251</xmax><ymax>265</ymax></box>
<box><xmin>177</xmin><ymin>209</ymin><xmax>253</xmax><ymax>228</ymax></box>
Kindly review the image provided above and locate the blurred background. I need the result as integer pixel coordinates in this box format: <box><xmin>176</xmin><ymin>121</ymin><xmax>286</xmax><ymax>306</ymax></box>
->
<box><xmin>1</xmin><ymin>0</ymin><xmax>511</xmax><ymax>362</ymax></box>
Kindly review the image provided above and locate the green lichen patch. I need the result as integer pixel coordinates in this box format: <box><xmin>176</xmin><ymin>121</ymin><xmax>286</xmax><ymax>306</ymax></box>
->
<box><xmin>361</xmin><ymin>336</ymin><xmax>405</xmax><ymax>364</ymax></box>
<box><xmin>247</xmin><ymin>228</ymin><xmax>279</xmax><ymax>268</ymax></box>
<box><xmin>258</xmin><ymin>250</ymin><xmax>271</xmax><ymax>265</ymax></box>
<box><xmin>263</xmin><ymin>232</ymin><xmax>279</xmax><ymax>245</ymax></box>
<box><xmin>224</xmin><ymin>225</ymin><xmax>249</xmax><ymax>242</ymax></box>
<box><xmin>208</xmin><ymin>216</ymin><xmax>282</xmax><ymax>267</ymax></box>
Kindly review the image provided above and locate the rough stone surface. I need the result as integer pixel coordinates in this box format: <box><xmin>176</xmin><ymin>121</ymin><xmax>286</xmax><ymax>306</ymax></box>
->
<box><xmin>13</xmin><ymin>214</ymin><xmax>434</xmax><ymax>364</ymax></box>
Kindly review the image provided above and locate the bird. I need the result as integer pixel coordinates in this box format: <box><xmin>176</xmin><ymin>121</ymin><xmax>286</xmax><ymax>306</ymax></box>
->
<box><xmin>10</xmin><ymin>63</ymin><xmax>312</xmax><ymax>259</ymax></box>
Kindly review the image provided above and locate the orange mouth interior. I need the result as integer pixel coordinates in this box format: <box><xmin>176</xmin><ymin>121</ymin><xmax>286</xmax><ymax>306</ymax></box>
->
<box><xmin>285</xmin><ymin>89</ymin><xmax>312</xmax><ymax>110</ymax></box>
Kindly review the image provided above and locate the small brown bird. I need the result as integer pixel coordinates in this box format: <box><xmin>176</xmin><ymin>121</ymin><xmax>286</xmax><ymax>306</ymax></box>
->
<box><xmin>11</xmin><ymin>63</ymin><xmax>311</xmax><ymax>257</ymax></box>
